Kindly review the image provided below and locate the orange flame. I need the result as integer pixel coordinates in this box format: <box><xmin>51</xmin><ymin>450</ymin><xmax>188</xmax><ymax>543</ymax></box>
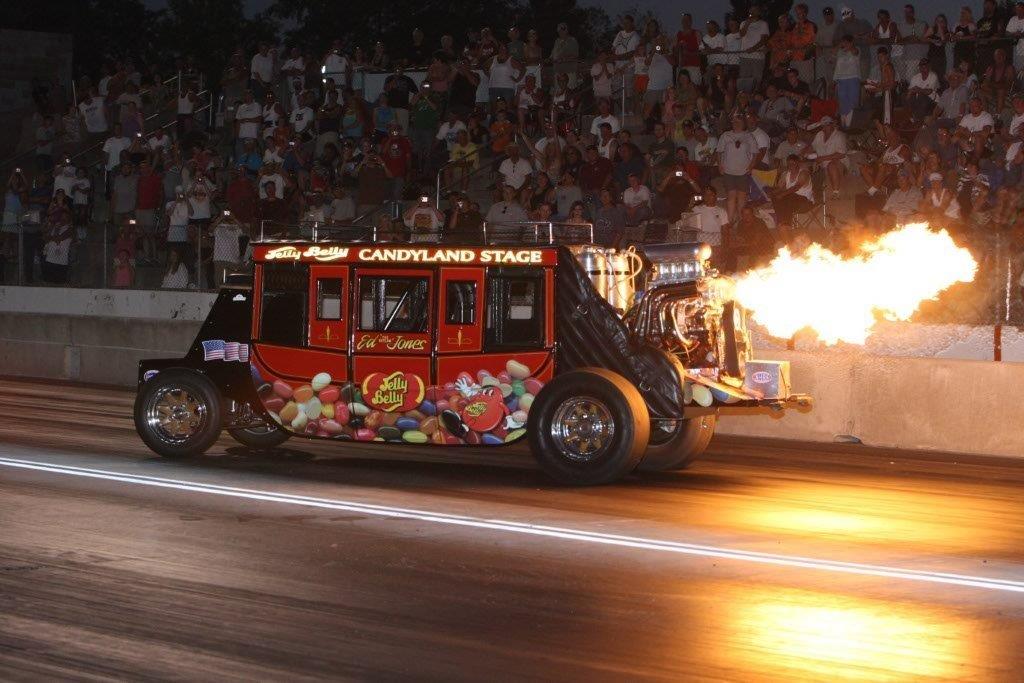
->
<box><xmin>732</xmin><ymin>224</ymin><xmax>978</xmax><ymax>345</ymax></box>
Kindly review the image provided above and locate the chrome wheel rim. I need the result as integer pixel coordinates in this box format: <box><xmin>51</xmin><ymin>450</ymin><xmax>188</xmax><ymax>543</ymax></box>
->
<box><xmin>147</xmin><ymin>385</ymin><xmax>207</xmax><ymax>445</ymax></box>
<box><xmin>551</xmin><ymin>396</ymin><xmax>614</xmax><ymax>462</ymax></box>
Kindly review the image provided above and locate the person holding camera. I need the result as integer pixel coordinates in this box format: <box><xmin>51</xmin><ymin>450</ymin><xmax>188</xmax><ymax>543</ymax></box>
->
<box><xmin>656</xmin><ymin>148</ymin><xmax>702</xmax><ymax>221</ymax></box>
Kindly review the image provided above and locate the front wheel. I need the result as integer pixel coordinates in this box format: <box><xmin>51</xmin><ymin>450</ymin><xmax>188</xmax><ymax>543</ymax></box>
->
<box><xmin>637</xmin><ymin>415</ymin><xmax>716</xmax><ymax>472</ymax></box>
<box><xmin>527</xmin><ymin>369</ymin><xmax>649</xmax><ymax>485</ymax></box>
<box><xmin>134</xmin><ymin>369</ymin><xmax>223</xmax><ymax>459</ymax></box>
<box><xmin>228</xmin><ymin>423</ymin><xmax>291</xmax><ymax>450</ymax></box>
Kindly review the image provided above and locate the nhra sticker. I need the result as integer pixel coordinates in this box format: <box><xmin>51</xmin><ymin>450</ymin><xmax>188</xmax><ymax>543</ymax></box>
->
<box><xmin>143</xmin><ymin>369</ymin><xmax>160</xmax><ymax>381</ymax></box>
<box><xmin>201</xmin><ymin>340</ymin><xmax>250</xmax><ymax>362</ymax></box>
<box><xmin>751</xmin><ymin>371</ymin><xmax>772</xmax><ymax>384</ymax></box>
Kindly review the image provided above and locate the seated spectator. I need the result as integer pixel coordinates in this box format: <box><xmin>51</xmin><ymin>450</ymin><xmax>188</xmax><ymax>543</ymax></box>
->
<box><xmin>883</xmin><ymin>171</ymin><xmax>924</xmax><ymax>221</ymax></box>
<box><xmin>981</xmin><ymin>48</ymin><xmax>1015</xmax><ymax>113</ymax></box>
<box><xmin>758</xmin><ymin>84</ymin><xmax>795</xmax><ymax>136</ymax></box>
<box><xmin>859</xmin><ymin>122</ymin><xmax>911</xmax><ymax>197</ymax></box>
<box><xmin>646</xmin><ymin>121</ymin><xmax>676</xmax><ymax>184</ymax></box>
<box><xmin>934</xmin><ymin>69</ymin><xmax>970</xmax><ymax>126</ymax></box>
<box><xmin>579</xmin><ymin>145</ymin><xmax>613</xmax><ymax>210</ymax></box>
<box><xmin>691</xmin><ymin>186</ymin><xmax>729</xmax><ymax>247</ymax></box>
<box><xmin>956</xmin><ymin>97</ymin><xmax>994</xmax><ymax>162</ymax></box>
<box><xmin>773</xmin><ymin>126</ymin><xmax>808</xmax><ymax>170</ymax></box>
<box><xmin>527</xmin><ymin>172</ymin><xmax>556</xmax><ymax>211</ymax></box>
<box><xmin>596</xmin><ymin>122</ymin><xmax>618</xmax><ymax>160</ymax></box>
<box><xmin>613</xmin><ymin>143</ymin><xmax>647</xmax><ymax>191</ymax></box>
<box><xmin>448</xmin><ymin>129</ymin><xmax>479</xmax><ymax>192</ymax></box>
<box><xmin>554</xmin><ymin>170</ymin><xmax>583</xmax><ymax>218</ymax></box>
<box><xmin>161</xmin><ymin>249</ymin><xmax>190</xmax><ymax>289</ymax></box>
<box><xmin>486</xmin><ymin>183</ymin><xmax>530</xmax><ymax>224</ymax></box>
<box><xmin>516</xmin><ymin>74</ymin><xmax>544</xmax><ymax>133</ymax></box>
<box><xmin>497</xmin><ymin>143</ymin><xmax>533</xmax><ymax>192</ymax></box>
<box><xmin>593</xmin><ymin>188</ymin><xmax>626</xmax><ymax>246</ymax></box>
<box><xmin>656</xmin><ymin>148</ymin><xmax>702</xmax><ymax>220</ymax></box>
<box><xmin>589</xmin><ymin>98</ymin><xmax>621</xmax><ymax>136</ymax></box>
<box><xmin>622</xmin><ymin>173</ymin><xmax>652</xmax><ymax>225</ymax></box>
<box><xmin>956</xmin><ymin>160</ymin><xmax>991</xmax><ymax>218</ymax></box>
<box><xmin>907</xmin><ymin>58</ymin><xmax>940</xmax><ymax>122</ymax></box>
<box><xmin>691</xmin><ymin>126</ymin><xmax>718</xmax><ymax>179</ymax></box>
<box><xmin>806</xmin><ymin>116</ymin><xmax>848</xmax><ymax>198</ymax></box>
<box><xmin>732</xmin><ymin>204</ymin><xmax>778</xmax><ymax>269</ymax></box>
<box><xmin>770</xmin><ymin>154</ymin><xmax>814</xmax><ymax>239</ymax></box>
<box><xmin>403</xmin><ymin>195</ymin><xmax>445</xmax><ymax>243</ymax></box>
<box><xmin>919</xmin><ymin>172</ymin><xmax>961</xmax><ymax>223</ymax></box>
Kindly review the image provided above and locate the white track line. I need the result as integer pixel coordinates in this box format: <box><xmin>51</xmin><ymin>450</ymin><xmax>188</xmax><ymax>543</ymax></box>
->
<box><xmin>2</xmin><ymin>455</ymin><xmax>1023</xmax><ymax>594</ymax></box>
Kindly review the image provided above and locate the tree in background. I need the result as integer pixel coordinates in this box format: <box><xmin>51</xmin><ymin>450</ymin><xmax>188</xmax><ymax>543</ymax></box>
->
<box><xmin>270</xmin><ymin>0</ymin><xmax>613</xmax><ymax>59</ymax></box>
<box><xmin>155</xmin><ymin>0</ymin><xmax>279</xmax><ymax>88</ymax></box>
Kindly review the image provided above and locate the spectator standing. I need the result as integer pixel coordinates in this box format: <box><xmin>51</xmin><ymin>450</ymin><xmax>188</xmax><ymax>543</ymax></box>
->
<box><xmin>716</xmin><ymin>114</ymin><xmax>759</xmax><ymax>222</ymax></box>
<box><xmin>551</xmin><ymin>23</ymin><xmax>580</xmax><ymax>87</ymax></box>
<box><xmin>691</xmin><ymin>186</ymin><xmax>730</xmax><ymax>247</ymax></box>
<box><xmin>234</xmin><ymin>89</ymin><xmax>262</xmax><ymax>159</ymax></box>
<box><xmin>815</xmin><ymin>7</ymin><xmax>839</xmax><ymax>87</ymax></box>
<box><xmin>135</xmin><ymin>160</ymin><xmax>163</xmax><ymax>264</ymax></box>
<box><xmin>102</xmin><ymin>123</ymin><xmax>131</xmax><ymax>193</ymax></box>
<box><xmin>613</xmin><ymin>16</ymin><xmax>641</xmax><ymax>114</ymax></box>
<box><xmin>834</xmin><ymin>35</ymin><xmax>862</xmax><ymax>128</ymax></box>
<box><xmin>323</xmin><ymin>41</ymin><xmax>351</xmax><ymax>89</ymax></box>
<box><xmin>280</xmin><ymin>47</ymin><xmax>305</xmax><ymax>96</ymax></box>
<box><xmin>384</xmin><ymin>67</ymin><xmax>418</xmax><ymax>132</ymax></box>
<box><xmin>211</xmin><ymin>212</ymin><xmax>244</xmax><ymax>284</ymax></box>
<box><xmin>163</xmin><ymin>189</ymin><xmax>190</xmax><ymax>265</ymax></box>
<box><xmin>897</xmin><ymin>4</ymin><xmax>930</xmax><ymax>81</ymax></box>
<box><xmin>739</xmin><ymin>6</ymin><xmax>770</xmax><ymax>82</ymax></box>
<box><xmin>593</xmin><ymin>187</ymin><xmax>626</xmax><ymax>246</ymax></box>
<box><xmin>78</xmin><ymin>87</ymin><xmax>108</xmax><ymax>139</ymax></box>
<box><xmin>36</xmin><ymin>116</ymin><xmax>56</xmax><ymax>175</ymax></box>
<box><xmin>410</xmin><ymin>89</ymin><xmax>441</xmax><ymax>174</ymax></box>
<box><xmin>161</xmin><ymin>249</ymin><xmax>190</xmax><ymax>289</ymax></box>
<box><xmin>111</xmin><ymin>162</ymin><xmax>138</xmax><ymax>225</ymax></box>
<box><xmin>250</xmin><ymin>44</ymin><xmax>275</xmax><ymax>99</ymax></box>
<box><xmin>381</xmin><ymin>123</ymin><xmax>413</xmax><ymax>201</ymax></box>
<box><xmin>1007</xmin><ymin>3</ymin><xmax>1024</xmax><ymax>72</ymax></box>
<box><xmin>41</xmin><ymin>220</ymin><xmax>73</xmax><ymax>284</ymax></box>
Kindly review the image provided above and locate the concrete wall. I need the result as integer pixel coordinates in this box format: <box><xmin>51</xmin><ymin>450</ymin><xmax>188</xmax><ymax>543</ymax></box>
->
<box><xmin>0</xmin><ymin>286</ymin><xmax>217</xmax><ymax>321</ymax></box>
<box><xmin>717</xmin><ymin>350</ymin><xmax>1024</xmax><ymax>458</ymax></box>
<box><xmin>0</xmin><ymin>311</ymin><xmax>201</xmax><ymax>386</ymax></box>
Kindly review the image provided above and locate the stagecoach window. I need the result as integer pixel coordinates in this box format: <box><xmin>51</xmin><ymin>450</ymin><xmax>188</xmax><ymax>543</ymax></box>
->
<box><xmin>260</xmin><ymin>263</ymin><xmax>309</xmax><ymax>347</ymax></box>
<box><xmin>317</xmin><ymin>278</ymin><xmax>343</xmax><ymax>320</ymax></box>
<box><xmin>358</xmin><ymin>276</ymin><xmax>429</xmax><ymax>332</ymax></box>
<box><xmin>484</xmin><ymin>272</ymin><xmax>544</xmax><ymax>349</ymax></box>
<box><xmin>445</xmin><ymin>281</ymin><xmax>477</xmax><ymax>325</ymax></box>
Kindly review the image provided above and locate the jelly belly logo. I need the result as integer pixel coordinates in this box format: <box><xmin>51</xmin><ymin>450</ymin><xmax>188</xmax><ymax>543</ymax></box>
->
<box><xmin>362</xmin><ymin>371</ymin><xmax>425</xmax><ymax>412</ymax></box>
<box><xmin>751</xmin><ymin>371</ymin><xmax>771</xmax><ymax>384</ymax></box>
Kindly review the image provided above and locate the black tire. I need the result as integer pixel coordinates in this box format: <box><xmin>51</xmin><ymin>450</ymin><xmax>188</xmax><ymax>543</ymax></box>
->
<box><xmin>228</xmin><ymin>424</ymin><xmax>291</xmax><ymax>450</ymax></box>
<box><xmin>134</xmin><ymin>369</ymin><xmax>223</xmax><ymax>459</ymax></box>
<box><xmin>721</xmin><ymin>301</ymin><xmax>751</xmax><ymax>380</ymax></box>
<box><xmin>637</xmin><ymin>415</ymin><xmax>716</xmax><ymax>472</ymax></box>
<box><xmin>527</xmin><ymin>368</ymin><xmax>649</xmax><ymax>485</ymax></box>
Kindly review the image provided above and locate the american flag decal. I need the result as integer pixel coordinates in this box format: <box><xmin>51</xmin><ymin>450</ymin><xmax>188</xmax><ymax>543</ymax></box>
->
<box><xmin>201</xmin><ymin>339</ymin><xmax>249</xmax><ymax>363</ymax></box>
<box><xmin>202</xmin><ymin>339</ymin><xmax>225</xmax><ymax>361</ymax></box>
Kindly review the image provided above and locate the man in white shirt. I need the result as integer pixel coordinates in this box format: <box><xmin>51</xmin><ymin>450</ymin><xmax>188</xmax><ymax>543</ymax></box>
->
<box><xmin>744</xmin><ymin>111</ymin><xmax>772</xmax><ymax>168</ymax></box>
<box><xmin>589</xmin><ymin>98</ymin><xmax>621</xmax><ymax>135</ymax></box>
<box><xmin>101</xmin><ymin>123</ymin><xmax>131</xmax><ymax>194</ymax></box>
<box><xmin>1008</xmin><ymin>94</ymin><xmax>1024</xmax><ymax>138</ymax></box>
<box><xmin>807</xmin><ymin>116</ymin><xmax>848</xmax><ymax>197</ymax></box>
<box><xmin>956</xmin><ymin>96</ymin><xmax>995</xmax><ymax>154</ymax></box>
<box><xmin>739</xmin><ymin>5</ymin><xmax>770</xmax><ymax>81</ymax></box>
<box><xmin>234</xmin><ymin>89</ymin><xmax>262</xmax><ymax>158</ymax></box>
<box><xmin>289</xmin><ymin>92</ymin><xmax>316</xmax><ymax>139</ymax></box>
<box><xmin>621</xmin><ymin>173</ymin><xmax>652</xmax><ymax>225</ymax></box>
<box><xmin>612</xmin><ymin>15</ymin><xmax>640</xmax><ymax>111</ymax></box>
<box><xmin>402</xmin><ymin>196</ymin><xmax>445</xmax><ymax>243</ymax></box>
<box><xmin>257</xmin><ymin>165</ymin><xmax>286</xmax><ymax>200</ymax></box>
<box><xmin>435</xmin><ymin>111</ymin><xmax>467</xmax><ymax>152</ymax></box>
<box><xmin>907</xmin><ymin>58</ymin><xmax>940</xmax><ymax>121</ymax></box>
<box><xmin>78</xmin><ymin>87</ymin><xmax>108</xmax><ymax>137</ymax></box>
<box><xmin>498</xmin><ymin>144</ymin><xmax>533</xmax><ymax>190</ymax></box>
<box><xmin>280</xmin><ymin>47</ymin><xmax>305</xmax><ymax>95</ymax></box>
<box><xmin>323</xmin><ymin>41</ymin><xmax>351</xmax><ymax>88</ymax></box>
<box><xmin>250</xmin><ymin>43</ymin><xmax>275</xmax><ymax>98</ymax></box>
<box><xmin>691</xmin><ymin>186</ymin><xmax>730</xmax><ymax>246</ymax></box>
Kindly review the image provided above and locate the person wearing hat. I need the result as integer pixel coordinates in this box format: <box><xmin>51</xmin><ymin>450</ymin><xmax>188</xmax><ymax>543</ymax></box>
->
<box><xmin>807</xmin><ymin>115</ymin><xmax>848</xmax><ymax>198</ymax></box>
<box><xmin>919</xmin><ymin>172</ymin><xmax>961</xmax><ymax>223</ymax></box>
<box><xmin>907</xmin><ymin>57</ymin><xmax>940</xmax><ymax>121</ymax></box>
<box><xmin>834</xmin><ymin>6</ymin><xmax>873</xmax><ymax>77</ymax></box>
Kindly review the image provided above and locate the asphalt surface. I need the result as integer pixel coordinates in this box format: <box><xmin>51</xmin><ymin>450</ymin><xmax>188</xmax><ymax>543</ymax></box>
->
<box><xmin>1</xmin><ymin>377</ymin><xmax>1023</xmax><ymax>681</ymax></box>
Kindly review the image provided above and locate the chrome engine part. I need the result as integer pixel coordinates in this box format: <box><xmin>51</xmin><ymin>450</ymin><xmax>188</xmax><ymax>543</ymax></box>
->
<box><xmin>570</xmin><ymin>246</ymin><xmax>639</xmax><ymax>315</ymax></box>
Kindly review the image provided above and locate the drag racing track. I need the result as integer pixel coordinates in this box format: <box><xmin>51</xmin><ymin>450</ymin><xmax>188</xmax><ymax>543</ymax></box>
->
<box><xmin>1</xmin><ymin>378</ymin><xmax>1023</xmax><ymax>680</ymax></box>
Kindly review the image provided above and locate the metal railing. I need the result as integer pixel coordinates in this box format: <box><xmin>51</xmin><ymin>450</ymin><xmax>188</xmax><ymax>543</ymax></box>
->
<box><xmin>481</xmin><ymin>220</ymin><xmax>594</xmax><ymax>245</ymax></box>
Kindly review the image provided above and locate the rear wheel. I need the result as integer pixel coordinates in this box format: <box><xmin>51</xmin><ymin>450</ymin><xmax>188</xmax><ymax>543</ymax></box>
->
<box><xmin>637</xmin><ymin>415</ymin><xmax>717</xmax><ymax>471</ymax></box>
<box><xmin>527</xmin><ymin>369</ymin><xmax>649</xmax><ymax>485</ymax></box>
<box><xmin>228</xmin><ymin>423</ymin><xmax>291</xmax><ymax>450</ymax></box>
<box><xmin>134</xmin><ymin>369</ymin><xmax>223</xmax><ymax>458</ymax></box>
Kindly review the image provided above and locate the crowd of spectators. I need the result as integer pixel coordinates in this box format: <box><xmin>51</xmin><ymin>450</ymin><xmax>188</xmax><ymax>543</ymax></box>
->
<box><xmin>6</xmin><ymin>1</ymin><xmax>1024</xmax><ymax>289</ymax></box>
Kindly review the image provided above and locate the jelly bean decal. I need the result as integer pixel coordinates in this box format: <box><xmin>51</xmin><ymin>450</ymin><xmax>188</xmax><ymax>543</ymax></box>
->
<box><xmin>252</xmin><ymin>360</ymin><xmax>545</xmax><ymax>446</ymax></box>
